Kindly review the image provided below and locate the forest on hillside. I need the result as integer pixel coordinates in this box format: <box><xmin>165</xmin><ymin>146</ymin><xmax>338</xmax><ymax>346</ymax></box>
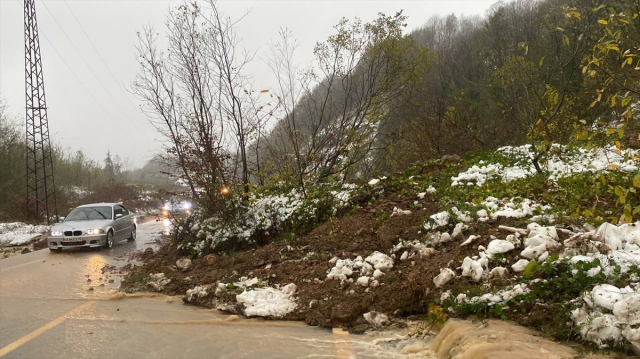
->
<box><xmin>132</xmin><ymin>0</ymin><xmax>638</xmax><ymax>216</ymax></box>
<box><xmin>0</xmin><ymin>101</ymin><xmax>171</xmax><ymax>220</ymax></box>
<box><xmin>1</xmin><ymin>0</ymin><xmax>638</xmax><ymax>221</ymax></box>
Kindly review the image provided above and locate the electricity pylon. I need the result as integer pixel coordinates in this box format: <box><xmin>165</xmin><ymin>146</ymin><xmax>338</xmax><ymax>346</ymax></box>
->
<box><xmin>24</xmin><ymin>0</ymin><xmax>57</xmax><ymax>224</ymax></box>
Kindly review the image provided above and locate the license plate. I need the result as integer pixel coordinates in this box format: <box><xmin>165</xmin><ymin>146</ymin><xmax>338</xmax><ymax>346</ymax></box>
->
<box><xmin>62</xmin><ymin>238</ymin><xmax>83</xmax><ymax>243</ymax></box>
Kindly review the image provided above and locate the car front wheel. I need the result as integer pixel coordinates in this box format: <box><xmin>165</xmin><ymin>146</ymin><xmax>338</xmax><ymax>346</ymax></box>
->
<box><xmin>105</xmin><ymin>231</ymin><xmax>114</xmax><ymax>249</ymax></box>
<box><xmin>128</xmin><ymin>226</ymin><xmax>136</xmax><ymax>241</ymax></box>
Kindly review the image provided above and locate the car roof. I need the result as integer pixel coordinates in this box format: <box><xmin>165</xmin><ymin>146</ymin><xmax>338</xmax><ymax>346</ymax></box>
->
<box><xmin>76</xmin><ymin>203</ymin><xmax>120</xmax><ymax>208</ymax></box>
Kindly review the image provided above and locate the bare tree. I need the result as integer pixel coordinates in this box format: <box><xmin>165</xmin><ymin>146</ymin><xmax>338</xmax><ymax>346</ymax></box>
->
<box><xmin>133</xmin><ymin>1</ymin><xmax>271</xmax><ymax>211</ymax></box>
<box><xmin>265</xmin><ymin>12</ymin><xmax>430</xmax><ymax>189</ymax></box>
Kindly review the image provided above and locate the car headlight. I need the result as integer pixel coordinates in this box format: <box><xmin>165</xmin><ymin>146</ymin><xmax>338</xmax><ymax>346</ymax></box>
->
<box><xmin>85</xmin><ymin>229</ymin><xmax>105</xmax><ymax>235</ymax></box>
<box><xmin>50</xmin><ymin>230</ymin><xmax>62</xmax><ymax>236</ymax></box>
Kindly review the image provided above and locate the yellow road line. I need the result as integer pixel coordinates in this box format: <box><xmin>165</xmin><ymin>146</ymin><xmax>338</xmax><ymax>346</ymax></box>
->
<box><xmin>0</xmin><ymin>301</ymin><xmax>94</xmax><ymax>357</ymax></box>
<box><xmin>0</xmin><ymin>258</ymin><xmax>44</xmax><ymax>273</ymax></box>
<box><xmin>333</xmin><ymin>328</ymin><xmax>354</xmax><ymax>359</ymax></box>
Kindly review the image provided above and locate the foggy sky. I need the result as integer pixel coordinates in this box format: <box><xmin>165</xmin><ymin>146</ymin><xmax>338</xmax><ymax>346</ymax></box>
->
<box><xmin>0</xmin><ymin>0</ymin><xmax>497</xmax><ymax>169</ymax></box>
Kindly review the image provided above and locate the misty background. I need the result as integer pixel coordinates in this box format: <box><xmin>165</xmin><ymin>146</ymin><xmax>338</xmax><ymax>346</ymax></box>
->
<box><xmin>0</xmin><ymin>0</ymin><xmax>495</xmax><ymax>168</ymax></box>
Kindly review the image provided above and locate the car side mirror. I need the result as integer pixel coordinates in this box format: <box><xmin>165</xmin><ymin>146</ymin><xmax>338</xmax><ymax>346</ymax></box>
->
<box><xmin>115</xmin><ymin>214</ymin><xmax>123</xmax><ymax>219</ymax></box>
<box><xmin>58</xmin><ymin>217</ymin><xmax>65</xmax><ymax>223</ymax></box>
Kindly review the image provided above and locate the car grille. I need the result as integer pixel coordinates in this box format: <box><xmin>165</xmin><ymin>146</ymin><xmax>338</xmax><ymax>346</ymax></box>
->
<box><xmin>64</xmin><ymin>230</ymin><xmax>83</xmax><ymax>236</ymax></box>
<box><xmin>61</xmin><ymin>240</ymin><xmax>86</xmax><ymax>246</ymax></box>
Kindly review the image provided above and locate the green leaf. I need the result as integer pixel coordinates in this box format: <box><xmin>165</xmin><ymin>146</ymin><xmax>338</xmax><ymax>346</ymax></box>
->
<box><xmin>633</xmin><ymin>173</ymin><xmax>640</xmax><ymax>188</ymax></box>
<box><xmin>598</xmin><ymin>19</ymin><xmax>608</xmax><ymax>25</ymax></box>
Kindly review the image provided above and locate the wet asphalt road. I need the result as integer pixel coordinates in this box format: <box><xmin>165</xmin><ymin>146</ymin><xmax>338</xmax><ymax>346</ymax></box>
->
<box><xmin>0</xmin><ymin>220</ymin><xmax>434</xmax><ymax>359</ymax></box>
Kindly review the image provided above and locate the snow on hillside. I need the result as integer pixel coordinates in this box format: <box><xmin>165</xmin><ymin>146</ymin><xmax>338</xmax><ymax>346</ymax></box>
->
<box><xmin>173</xmin><ymin>142</ymin><xmax>639</xmax><ymax>351</ymax></box>
<box><xmin>0</xmin><ymin>222</ymin><xmax>49</xmax><ymax>246</ymax></box>
<box><xmin>452</xmin><ymin>144</ymin><xmax>639</xmax><ymax>186</ymax></box>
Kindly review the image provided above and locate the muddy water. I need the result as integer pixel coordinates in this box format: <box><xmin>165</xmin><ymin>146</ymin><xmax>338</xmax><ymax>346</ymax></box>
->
<box><xmin>0</xmin><ymin>220</ymin><xmax>440</xmax><ymax>358</ymax></box>
<box><xmin>431</xmin><ymin>319</ymin><xmax>578</xmax><ymax>359</ymax></box>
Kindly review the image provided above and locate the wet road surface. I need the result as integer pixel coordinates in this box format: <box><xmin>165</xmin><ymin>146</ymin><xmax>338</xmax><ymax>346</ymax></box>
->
<box><xmin>0</xmin><ymin>220</ymin><xmax>435</xmax><ymax>358</ymax></box>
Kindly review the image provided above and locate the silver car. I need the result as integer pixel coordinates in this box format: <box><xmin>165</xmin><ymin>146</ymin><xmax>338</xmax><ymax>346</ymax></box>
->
<box><xmin>48</xmin><ymin>203</ymin><xmax>137</xmax><ymax>252</ymax></box>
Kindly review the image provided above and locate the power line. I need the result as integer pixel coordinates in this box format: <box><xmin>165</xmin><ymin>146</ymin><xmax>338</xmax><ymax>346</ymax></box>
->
<box><xmin>40</xmin><ymin>0</ymin><xmax>149</xmax><ymax>137</ymax></box>
<box><xmin>15</xmin><ymin>0</ymin><xmax>134</xmax><ymax>143</ymax></box>
<box><xmin>62</xmin><ymin>0</ymin><xmax>148</xmax><ymax>126</ymax></box>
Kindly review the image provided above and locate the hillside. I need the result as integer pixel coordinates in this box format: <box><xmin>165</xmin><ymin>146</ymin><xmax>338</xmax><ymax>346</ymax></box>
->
<box><xmin>123</xmin><ymin>144</ymin><xmax>640</xmax><ymax>355</ymax></box>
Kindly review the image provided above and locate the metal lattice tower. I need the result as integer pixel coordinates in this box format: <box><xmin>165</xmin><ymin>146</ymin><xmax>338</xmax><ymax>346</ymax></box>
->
<box><xmin>24</xmin><ymin>0</ymin><xmax>57</xmax><ymax>224</ymax></box>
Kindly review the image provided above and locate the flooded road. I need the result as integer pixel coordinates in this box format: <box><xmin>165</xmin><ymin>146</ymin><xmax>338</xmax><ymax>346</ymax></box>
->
<box><xmin>0</xmin><ymin>220</ymin><xmax>436</xmax><ymax>358</ymax></box>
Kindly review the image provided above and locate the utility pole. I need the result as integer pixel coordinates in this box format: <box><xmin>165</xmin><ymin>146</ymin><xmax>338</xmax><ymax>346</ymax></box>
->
<box><xmin>24</xmin><ymin>0</ymin><xmax>57</xmax><ymax>224</ymax></box>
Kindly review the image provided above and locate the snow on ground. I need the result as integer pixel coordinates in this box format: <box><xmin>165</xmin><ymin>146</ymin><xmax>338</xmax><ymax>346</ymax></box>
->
<box><xmin>326</xmin><ymin>251</ymin><xmax>394</xmax><ymax>289</ymax></box>
<box><xmin>0</xmin><ymin>222</ymin><xmax>49</xmax><ymax>246</ymax></box>
<box><xmin>236</xmin><ymin>283</ymin><xmax>298</xmax><ymax>317</ymax></box>
<box><xmin>206</xmin><ymin>277</ymin><xmax>298</xmax><ymax>318</ymax></box>
<box><xmin>423</xmin><ymin>197</ymin><xmax>552</xmax><ymax>232</ymax></box>
<box><xmin>436</xmin><ymin>220</ymin><xmax>640</xmax><ymax>349</ymax></box>
<box><xmin>451</xmin><ymin>144</ymin><xmax>639</xmax><ymax>186</ymax></box>
<box><xmin>190</xmin><ymin>184</ymin><xmax>358</xmax><ymax>254</ymax></box>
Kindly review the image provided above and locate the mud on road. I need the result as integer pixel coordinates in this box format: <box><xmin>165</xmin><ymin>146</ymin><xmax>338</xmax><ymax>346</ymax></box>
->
<box><xmin>121</xmin><ymin>191</ymin><xmax>552</xmax><ymax>335</ymax></box>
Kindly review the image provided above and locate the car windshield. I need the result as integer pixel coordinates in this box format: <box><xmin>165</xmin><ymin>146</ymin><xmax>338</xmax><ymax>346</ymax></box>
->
<box><xmin>65</xmin><ymin>206</ymin><xmax>112</xmax><ymax>221</ymax></box>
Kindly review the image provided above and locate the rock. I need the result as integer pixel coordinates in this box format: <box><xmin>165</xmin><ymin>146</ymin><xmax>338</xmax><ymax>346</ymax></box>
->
<box><xmin>363</xmin><ymin>311</ymin><xmax>390</xmax><ymax>327</ymax></box>
<box><xmin>400</xmin><ymin>251</ymin><xmax>409</xmax><ymax>261</ymax></box>
<box><xmin>329</xmin><ymin>257</ymin><xmax>338</xmax><ymax>265</ymax></box>
<box><xmin>21</xmin><ymin>247</ymin><xmax>31</xmax><ymax>254</ymax></box>
<box><xmin>418</xmin><ymin>248</ymin><xmax>437</xmax><ymax>259</ymax></box>
<box><xmin>176</xmin><ymin>257</ymin><xmax>192</xmax><ymax>270</ymax></box>
<box><xmin>370</xmin><ymin>280</ymin><xmax>379</xmax><ymax>288</ymax></box>
<box><xmin>331</xmin><ymin>303</ymin><xmax>362</xmax><ymax>324</ymax></box>
<box><xmin>203</xmin><ymin>254</ymin><xmax>218</xmax><ymax>266</ymax></box>
<box><xmin>309</xmin><ymin>299</ymin><xmax>319</xmax><ymax>309</ymax></box>
<box><xmin>346</xmin><ymin>243</ymin><xmax>359</xmax><ymax>252</ymax></box>
<box><xmin>489</xmin><ymin>267</ymin><xmax>509</xmax><ymax>281</ymax></box>
<box><xmin>144</xmin><ymin>247</ymin><xmax>154</xmax><ymax>255</ymax></box>
<box><xmin>434</xmin><ymin>268</ymin><xmax>455</xmax><ymax>288</ymax></box>
<box><xmin>440</xmin><ymin>154</ymin><xmax>461</xmax><ymax>163</ymax></box>
<box><xmin>351</xmin><ymin>324</ymin><xmax>369</xmax><ymax>334</ymax></box>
